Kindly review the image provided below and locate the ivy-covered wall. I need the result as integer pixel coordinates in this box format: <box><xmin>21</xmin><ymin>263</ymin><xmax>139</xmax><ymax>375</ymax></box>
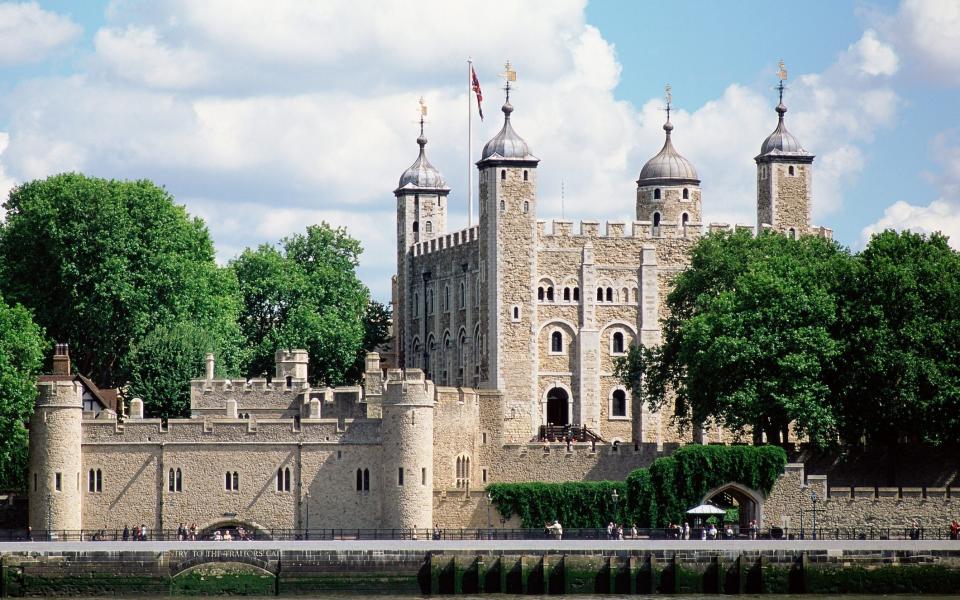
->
<box><xmin>490</xmin><ymin>445</ymin><xmax>787</xmax><ymax>528</ymax></box>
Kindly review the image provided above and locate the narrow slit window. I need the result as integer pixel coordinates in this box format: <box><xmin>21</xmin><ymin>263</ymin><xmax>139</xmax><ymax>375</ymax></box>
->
<box><xmin>55</xmin><ymin>472</ymin><xmax>62</xmax><ymax>492</ymax></box>
<box><xmin>363</xmin><ymin>468</ymin><xmax>370</xmax><ymax>491</ymax></box>
<box><xmin>421</xmin><ymin>467</ymin><xmax>427</xmax><ymax>486</ymax></box>
<box><xmin>398</xmin><ymin>467</ymin><xmax>404</xmax><ymax>486</ymax></box>
<box><xmin>356</xmin><ymin>469</ymin><xmax>363</xmax><ymax>491</ymax></box>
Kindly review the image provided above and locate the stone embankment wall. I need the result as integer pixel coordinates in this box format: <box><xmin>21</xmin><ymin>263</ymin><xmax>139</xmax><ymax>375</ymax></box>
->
<box><xmin>3</xmin><ymin>544</ymin><xmax>960</xmax><ymax>596</ymax></box>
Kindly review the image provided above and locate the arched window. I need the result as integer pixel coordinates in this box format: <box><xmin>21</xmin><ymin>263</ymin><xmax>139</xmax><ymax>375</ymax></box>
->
<box><xmin>538</xmin><ymin>287</ymin><xmax>544</xmax><ymax>301</ymax></box>
<box><xmin>597</xmin><ymin>287</ymin><xmax>604</xmax><ymax>301</ymax></box>
<box><xmin>425</xmin><ymin>221</ymin><xmax>433</xmax><ymax>234</ymax></box>
<box><xmin>427</xmin><ymin>289</ymin><xmax>434</xmax><ymax>314</ymax></box>
<box><xmin>523</xmin><ymin>170</ymin><xmax>528</xmax><ymax>181</ymax></box>
<box><xmin>499</xmin><ymin>199</ymin><xmax>505</xmax><ymax>212</ymax></box>
<box><xmin>682</xmin><ymin>213</ymin><xmax>689</xmax><ymax>227</ymax></box>
<box><xmin>563</xmin><ymin>287</ymin><xmax>570</xmax><ymax>301</ymax></box>
<box><xmin>653</xmin><ymin>212</ymin><xmax>661</xmax><ymax>227</ymax></box>
<box><xmin>443</xmin><ymin>285</ymin><xmax>450</xmax><ymax>311</ymax></box>
<box><xmin>512</xmin><ymin>306</ymin><xmax>519</xmax><ymax>320</ymax></box>
<box><xmin>501</xmin><ymin>170</ymin><xmax>506</xmax><ymax>180</ymax></box>
<box><xmin>356</xmin><ymin>468</ymin><xmax>363</xmax><ymax>491</ymax></box>
<box><xmin>683</xmin><ymin>188</ymin><xmax>689</xmax><ymax>199</ymax></box>
<box><xmin>413</xmin><ymin>292</ymin><xmax>419</xmax><ymax>317</ymax></box>
<box><xmin>788</xmin><ymin>165</ymin><xmax>795</xmax><ymax>176</ymax></box>
<box><xmin>573</xmin><ymin>287</ymin><xmax>580</xmax><ymax>301</ymax></box>
<box><xmin>412</xmin><ymin>221</ymin><xmax>419</xmax><ymax>233</ymax></box>
<box><xmin>278</xmin><ymin>468</ymin><xmax>285</xmax><ymax>491</ymax></box>
<box><xmin>606</xmin><ymin>287</ymin><xmax>613</xmax><ymax>302</ymax></box>
<box><xmin>612</xmin><ymin>331</ymin><xmax>625</xmax><ymax>354</ymax></box>
<box><xmin>523</xmin><ymin>201</ymin><xmax>529</xmax><ymax>213</ymax></box>
<box><xmin>611</xmin><ymin>390</ymin><xmax>627</xmax><ymax>417</ymax></box>
<box><xmin>363</xmin><ymin>468</ymin><xmax>370</xmax><ymax>491</ymax></box>
<box><xmin>546</xmin><ymin>287</ymin><xmax>554</xmax><ymax>301</ymax></box>
<box><xmin>551</xmin><ymin>331</ymin><xmax>563</xmax><ymax>353</ymax></box>
<box><xmin>654</xmin><ymin>188</ymin><xmax>661</xmax><ymax>200</ymax></box>
<box><xmin>789</xmin><ymin>227</ymin><xmax>796</xmax><ymax>240</ymax></box>
<box><xmin>175</xmin><ymin>468</ymin><xmax>182</xmax><ymax>492</ymax></box>
<box><xmin>92</xmin><ymin>469</ymin><xmax>100</xmax><ymax>493</ymax></box>
<box><xmin>233</xmin><ymin>472</ymin><xmax>240</xmax><ymax>491</ymax></box>
<box><xmin>458</xmin><ymin>282</ymin><xmax>465</xmax><ymax>308</ymax></box>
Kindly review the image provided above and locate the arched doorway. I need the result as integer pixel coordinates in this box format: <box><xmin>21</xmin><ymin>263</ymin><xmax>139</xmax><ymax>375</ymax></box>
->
<box><xmin>701</xmin><ymin>483</ymin><xmax>764</xmax><ymax>534</ymax></box>
<box><xmin>546</xmin><ymin>388</ymin><xmax>569</xmax><ymax>426</ymax></box>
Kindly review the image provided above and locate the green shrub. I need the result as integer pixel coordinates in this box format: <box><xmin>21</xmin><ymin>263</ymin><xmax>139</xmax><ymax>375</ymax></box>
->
<box><xmin>490</xmin><ymin>444</ymin><xmax>787</xmax><ymax>528</ymax></box>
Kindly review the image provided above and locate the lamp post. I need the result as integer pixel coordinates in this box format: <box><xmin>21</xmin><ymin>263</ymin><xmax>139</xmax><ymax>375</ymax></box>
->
<box><xmin>611</xmin><ymin>489</ymin><xmax>620</xmax><ymax>526</ymax></box>
<box><xmin>304</xmin><ymin>490</ymin><xmax>310</xmax><ymax>540</ymax></box>
<box><xmin>810</xmin><ymin>489</ymin><xmax>819</xmax><ymax>540</ymax></box>
<box><xmin>486</xmin><ymin>492</ymin><xmax>492</xmax><ymax>528</ymax></box>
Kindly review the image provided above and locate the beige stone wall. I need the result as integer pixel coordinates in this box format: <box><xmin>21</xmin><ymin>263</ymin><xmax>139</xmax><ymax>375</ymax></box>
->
<box><xmin>636</xmin><ymin>185</ymin><xmax>702</xmax><ymax>226</ymax></box>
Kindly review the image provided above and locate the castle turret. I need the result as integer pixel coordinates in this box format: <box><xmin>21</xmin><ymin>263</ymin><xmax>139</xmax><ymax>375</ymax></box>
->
<box><xmin>395</xmin><ymin>102</ymin><xmax>450</xmax><ymax>368</ymax></box>
<box><xmin>636</xmin><ymin>89</ymin><xmax>701</xmax><ymax>236</ymax></box>
<box><xmin>275</xmin><ymin>349</ymin><xmax>308</xmax><ymax>383</ymax></box>
<box><xmin>476</xmin><ymin>63</ymin><xmax>540</xmax><ymax>439</ymax></box>
<box><xmin>29</xmin><ymin>344</ymin><xmax>84</xmax><ymax>534</ymax></box>
<box><xmin>756</xmin><ymin>65</ymin><xmax>814</xmax><ymax>237</ymax></box>
<box><xmin>379</xmin><ymin>369</ymin><xmax>434</xmax><ymax>530</ymax></box>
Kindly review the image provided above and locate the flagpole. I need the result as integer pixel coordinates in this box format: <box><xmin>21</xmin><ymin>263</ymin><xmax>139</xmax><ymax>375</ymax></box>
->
<box><xmin>467</xmin><ymin>58</ymin><xmax>473</xmax><ymax>228</ymax></box>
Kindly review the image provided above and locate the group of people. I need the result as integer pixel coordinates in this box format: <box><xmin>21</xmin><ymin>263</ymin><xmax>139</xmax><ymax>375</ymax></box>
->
<box><xmin>666</xmin><ymin>520</ymin><xmax>756</xmax><ymax>540</ymax></box>
<box><xmin>121</xmin><ymin>524</ymin><xmax>150</xmax><ymax>541</ymax></box>
<box><xmin>606</xmin><ymin>522</ymin><xmax>638</xmax><ymax>540</ymax></box>
<box><xmin>176</xmin><ymin>523</ymin><xmax>201</xmax><ymax>541</ymax></box>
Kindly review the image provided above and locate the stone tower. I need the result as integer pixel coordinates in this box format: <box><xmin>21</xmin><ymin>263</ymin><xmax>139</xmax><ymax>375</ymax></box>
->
<box><xmin>636</xmin><ymin>105</ymin><xmax>702</xmax><ymax>234</ymax></box>
<box><xmin>379</xmin><ymin>369</ymin><xmax>434</xmax><ymax>530</ymax></box>
<box><xmin>477</xmin><ymin>74</ymin><xmax>540</xmax><ymax>439</ymax></box>
<box><xmin>755</xmin><ymin>83</ymin><xmax>814</xmax><ymax>237</ymax></box>
<box><xmin>394</xmin><ymin>118</ymin><xmax>450</xmax><ymax>367</ymax></box>
<box><xmin>29</xmin><ymin>344</ymin><xmax>84</xmax><ymax>534</ymax></box>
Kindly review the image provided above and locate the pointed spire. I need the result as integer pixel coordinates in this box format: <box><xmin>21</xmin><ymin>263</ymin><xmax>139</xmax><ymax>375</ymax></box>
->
<box><xmin>479</xmin><ymin>61</ymin><xmax>537</xmax><ymax>163</ymax></box>
<box><xmin>637</xmin><ymin>85</ymin><xmax>699</xmax><ymax>184</ymax></box>
<box><xmin>757</xmin><ymin>61</ymin><xmax>811</xmax><ymax>159</ymax></box>
<box><xmin>396</xmin><ymin>97</ymin><xmax>448</xmax><ymax>191</ymax></box>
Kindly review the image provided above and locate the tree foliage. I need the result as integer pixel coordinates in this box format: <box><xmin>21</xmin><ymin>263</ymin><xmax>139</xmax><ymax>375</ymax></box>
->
<box><xmin>231</xmin><ymin>223</ymin><xmax>369</xmax><ymax>385</ymax></box>
<box><xmin>0</xmin><ymin>295</ymin><xmax>46</xmax><ymax>490</ymax></box>
<box><xmin>124</xmin><ymin>322</ymin><xmax>241</xmax><ymax>419</ymax></box>
<box><xmin>617</xmin><ymin>231</ymin><xmax>851</xmax><ymax>446</ymax></box>
<box><xmin>346</xmin><ymin>300</ymin><xmax>392</xmax><ymax>383</ymax></box>
<box><xmin>829</xmin><ymin>230</ymin><xmax>960</xmax><ymax>448</ymax></box>
<box><xmin>0</xmin><ymin>174</ymin><xmax>242</xmax><ymax>392</ymax></box>
<box><xmin>487</xmin><ymin>480</ymin><xmax>628</xmax><ymax>528</ymax></box>
<box><xmin>489</xmin><ymin>444</ymin><xmax>787</xmax><ymax>528</ymax></box>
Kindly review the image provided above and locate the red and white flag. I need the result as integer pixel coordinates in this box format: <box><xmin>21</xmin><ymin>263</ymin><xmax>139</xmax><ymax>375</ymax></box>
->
<box><xmin>471</xmin><ymin>66</ymin><xmax>484</xmax><ymax>120</ymax></box>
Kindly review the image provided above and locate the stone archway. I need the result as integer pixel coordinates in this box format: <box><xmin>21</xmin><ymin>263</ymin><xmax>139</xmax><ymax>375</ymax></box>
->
<box><xmin>701</xmin><ymin>482</ymin><xmax>765</xmax><ymax>531</ymax></box>
<box><xmin>197</xmin><ymin>518</ymin><xmax>271</xmax><ymax>541</ymax></box>
<box><xmin>546</xmin><ymin>388</ymin><xmax>569</xmax><ymax>426</ymax></box>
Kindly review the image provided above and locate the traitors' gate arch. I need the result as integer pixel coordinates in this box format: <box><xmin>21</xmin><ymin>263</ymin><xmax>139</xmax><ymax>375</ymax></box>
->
<box><xmin>700</xmin><ymin>482</ymin><xmax>765</xmax><ymax>530</ymax></box>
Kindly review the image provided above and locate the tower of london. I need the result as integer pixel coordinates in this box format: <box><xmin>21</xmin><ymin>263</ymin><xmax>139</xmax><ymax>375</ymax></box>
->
<box><xmin>29</xmin><ymin>74</ymin><xmax>831</xmax><ymax>535</ymax></box>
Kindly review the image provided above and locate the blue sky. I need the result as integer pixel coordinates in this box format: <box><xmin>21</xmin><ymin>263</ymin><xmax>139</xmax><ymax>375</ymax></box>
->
<box><xmin>0</xmin><ymin>0</ymin><xmax>958</xmax><ymax>301</ymax></box>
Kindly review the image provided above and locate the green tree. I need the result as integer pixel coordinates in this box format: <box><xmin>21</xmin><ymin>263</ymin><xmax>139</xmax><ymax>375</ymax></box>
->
<box><xmin>617</xmin><ymin>231</ymin><xmax>851</xmax><ymax>446</ymax></box>
<box><xmin>0</xmin><ymin>296</ymin><xmax>46</xmax><ymax>490</ymax></box>
<box><xmin>0</xmin><ymin>174</ymin><xmax>243</xmax><ymax>396</ymax></box>
<box><xmin>346</xmin><ymin>300</ymin><xmax>392</xmax><ymax>382</ymax></box>
<box><xmin>124</xmin><ymin>321</ymin><xmax>242</xmax><ymax>419</ymax></box>
<box><xmin>830</xmin><ymin>230</ymin><xmax>960</xmax><ymax>449</ymax></box>
<box><xmin>232</xmin><ymin>223</ymin><xmax>369</xmax><ymax>385</ymax></box>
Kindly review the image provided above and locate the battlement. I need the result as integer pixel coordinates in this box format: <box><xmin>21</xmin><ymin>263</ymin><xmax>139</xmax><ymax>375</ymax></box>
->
<box><xmin>383</xmin><ymin>368</ymin><xmax>434</xmax><ymax>405</ymax></box>
<box><xmin>36</xmin><ymin>379</ymin><xmax>83</xmax><ymax>408</ymax></box>
<box><xmin>708</xmin><ymin>222</ymin><xmax>833</xmax><ymax>240</ymax></box>
<box><xmin>412</xmin><ymin>226</ymin><xmax>479</xmax><ymax>257</ymax></box>
<box><xmin>537</xmin><ymin>219</ymin><xmax>703</xmax><ymax>241</ymax></box>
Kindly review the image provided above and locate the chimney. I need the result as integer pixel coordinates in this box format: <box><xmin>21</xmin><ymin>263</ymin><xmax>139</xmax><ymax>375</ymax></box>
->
<box><xmin>52</xmin><ymin>343</ymin><xmax>71</xmax><ymax>376</ymax></box>
<box><xmin>205</xmin><ymin>353</ymin><xmax>215</xmax><ymax>380</ymax></box>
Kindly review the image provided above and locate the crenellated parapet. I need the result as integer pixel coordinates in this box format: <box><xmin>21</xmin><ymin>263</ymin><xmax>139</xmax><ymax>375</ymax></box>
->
<box><xmin>411</xmin><ymin>225</ymin><xmax>479</xmax><ymax>257</ymax></box>
<box><xmin>537</xmin><ymin>219</ymin><xmax>703</xmax><ymax>242</ymax></box>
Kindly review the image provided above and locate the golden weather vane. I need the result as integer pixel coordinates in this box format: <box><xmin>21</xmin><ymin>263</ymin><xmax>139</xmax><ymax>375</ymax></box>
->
<box><xmin>499</xmin><ymin>60</ymin><xmax>517</xmax><ymax>82</ymax></box>
<box><xmin>777</xmin><ymin>59</ymin><xmax>788</xmax><ymax>81</ymax></box>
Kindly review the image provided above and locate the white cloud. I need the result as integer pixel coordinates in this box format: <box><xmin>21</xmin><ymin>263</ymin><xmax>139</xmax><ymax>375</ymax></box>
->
<box><xmin>0</xmin><ymin>2</ymin><xmax>81</xmax><ymax>65</ymax></box>
<box><xmin>94</xmin><ymin>26</ymin><xmax>209</xmax><ymax>89</ymax></box>
<box><xmin>0</xmin><ymin>1</ymin><xmax>908</xmax><ymax>299</ymax></box>
<box><xmin>861</xmin><ymin>200</ymin><xmax>960</xmax><ymax>246</ymax></box>
<box><xmin>861</xmin><ymin>128</ymin><xmax>960</xmax><ymax>248</ymax></box>
<box><xmin>869</xmin><ymin>0</ymin><xmax>960</xmax><ymax>85</ymax></box>
<box><xmin>848</xmin><ymin>30</ymin><xmax>899</xmax><ymax>77</ymax></box>
<box><xmin>0</xmin><ymin>133</ymin><xmax>17</xmax><ymax>216</ymax></box>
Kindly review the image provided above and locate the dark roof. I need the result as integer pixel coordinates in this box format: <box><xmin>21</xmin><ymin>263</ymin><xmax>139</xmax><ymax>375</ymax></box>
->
<box><xmin>37</xmin><ymin>373</ymin><xmax>120</xmax><ymax>413</ymax></box>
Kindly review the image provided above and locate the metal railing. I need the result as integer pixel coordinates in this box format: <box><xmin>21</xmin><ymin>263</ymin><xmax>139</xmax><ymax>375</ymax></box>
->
<box><xmin>0</xmin><ymin>525</ymin><xmax>954</xmax><ymax>542</ymax></box>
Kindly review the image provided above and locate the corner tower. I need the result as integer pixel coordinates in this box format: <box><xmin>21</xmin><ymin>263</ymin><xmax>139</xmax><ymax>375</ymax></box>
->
<box><xmin>756</xmin><ymin>64</ymin><xmax>814</xmax><ymax>237</ymax></box>
<box><xmin>476</xmin><ymin>63</ymin><xmax>540</xmax><ymax>438</ymax></box>
<box><xmin>394</xmin><ymin>101</ymin><xmax>450</xmax><ymax>367</ymax></box>
<box><xmin>636</xmin><ymin>87</ymin><xmax>701</xmax><ymax>234</ymax></box>
<box><xmin>29</xmin><ymin>344</ymin><xmax>84</xmax><ymax>534</ymax></box>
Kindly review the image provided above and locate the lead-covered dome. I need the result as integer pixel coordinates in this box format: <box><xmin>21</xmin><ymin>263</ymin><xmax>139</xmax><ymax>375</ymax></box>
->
<box><xmin>480</xmin><ymin>102</ymin><xmax>537</xmax><ymax>162</ymax></box>
<box><xmin>397</xmin><ymin>135</ymin><xmax>448</xmax><ymax>190</ymax></box>
<box><xmin>758</xmin><ymin>103</ymin><xmax>809</xmax><ymax>157</ymax></box>
<box><xmin>637</xmin><ymin>120</ymin><xmax>699</xmax><ymax>184</ymax></box>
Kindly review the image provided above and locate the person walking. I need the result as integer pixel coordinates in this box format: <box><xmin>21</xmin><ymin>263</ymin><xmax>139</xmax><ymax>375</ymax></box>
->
<box><xmin>630</xmin><ymin>524</ymin><xmax>638</xmax><ymax>539</ymax></box>
<box><xmin>683</xmin><ymin>522</ymin><xmax>690</xmax><ymax>540</ymax></box>
<box><xmin>616</xmin><ymin>524</ymin><xmax>624</xmax><ymax>540</ymax></box>
<box><xmin>607</xmin><ymin>522</ymin><xmax>614</xmax><ymax>540</ymax></box>
<box><xmin>951</xmin><ymin>519</ymin><xmax>959</xmax><ymax>540</ymax></box>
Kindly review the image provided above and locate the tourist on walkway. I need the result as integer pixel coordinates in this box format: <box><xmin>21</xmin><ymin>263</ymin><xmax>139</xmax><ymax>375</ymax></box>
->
<box><xmin>708</xmin><ymin>523</ymin><xmax>718</xmax><ymax>540</ymax></box>
<box><xmin>122</xmin><ymin>525</ymin><xmax>129</xmax><ymax>541</ymax></box>
<box><xmin>683</xmin><ymin>522</ymin><xmax>690</xmax><ymax>540</ymax></box>
<box><xmin>607</xmin><ymin>522</ymin><xmax>614</xmax><ymax>540</ymax></box>
<box><xmin>950</xmin><ymin>519</ymin><xmax>959</xmax><ymax>540</ymax></box>
<box><xmin>616</xmin><ymin>524</ymin><xmax>624</xmax><ymax>540</ymax></box>
<box><xmin>630</xmin><ymin>524</ymin><xmax>638</xmax><ymax>539</ymax></box>
<box><xmin>546</xmin><ymin>520</ymin><xmax>563</xmax><ymax>540</ymax></box>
